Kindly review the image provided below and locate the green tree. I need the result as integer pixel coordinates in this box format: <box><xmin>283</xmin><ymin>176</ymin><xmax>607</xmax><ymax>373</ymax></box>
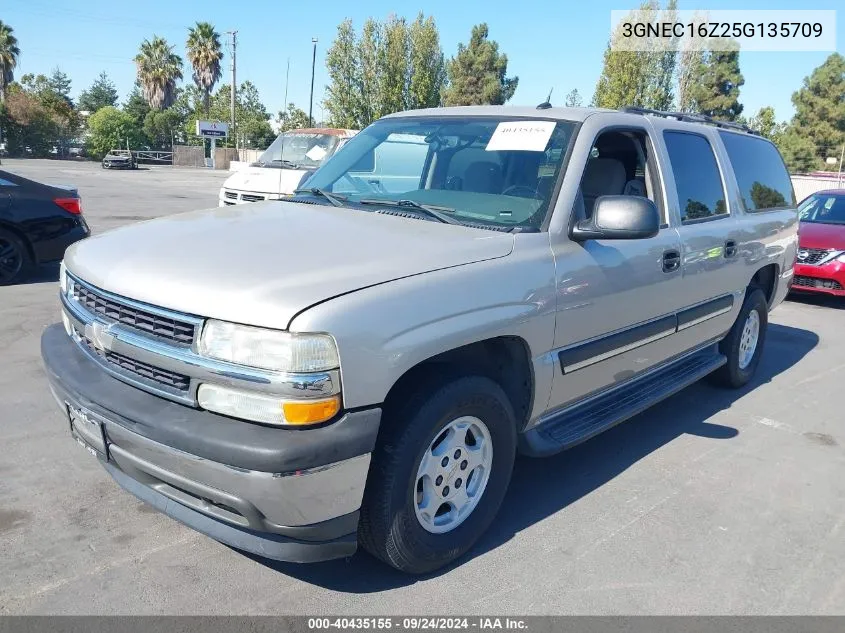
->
<box><xmin>593</xmin><ymin>0</ymin><xmax>676</xmax><ymax>110</ymax></box>
<box><xmin>277</xmin><ymin>103</ymin><xmax>310</xmax><ymax>132</ymax></box>
<box><xmin>789</xmin><ymin>53</ymin><xmax>845</xmax><ymax>169</ymax></box>
<box><xmin>123</xmin><ymin>82</ymin><xmax>151</xmax><ymax>129</ymax></box>
<box><xmin>0</xmin><ymin>20</ymin><xmax>20</xmax><ymax>102</ymax></box>
<box><xmin>134</xmin><ymin>36</ymin><xmax>183</xmax><ymax>110</ymax></box>
<box><xmin>324</xmin><ymin>19</ymin><xmax>361</xmax><ymax>129</ymax></box>
<box><xmin>378</xmin><ymin>16</ymin><xmax>409</xmax><ymax>117</ymax></box>
<box><xmin>778</xmin><ymin>126</ymin><xmax>818</xmax><ymax>173</ymax></box>
<box><xmin>688</xmin><ymin>44</ymin><xmax>744</xmax><ymax>120</ymax></box>
<box><xmin>564</xmin><ymin>88</ymin><xmax>583</xmax><ymax>107</ymax></box>
<box><xmin>442</xmin><ymin>23</ymin><xmax>517</xmax><ymax>106</ymax></box>
<box><xmin>357</xmin><ymin>18</ymin><xmax>380</xmax><ymax>126</ymax></box>
<box><xmin>47</xmin><ymin>67</ymin><xmax>72</xmax><ymax>103</ymax></box>
<box><xmin>86</xmin><ymin>106</ymin><xmax>143</xmax><ymax>158</ymax></box>
<box><xmin>19</xmin><ymin>70</ymin><xmax>78</xmax><ymax>152</ymax></box>
<box><xmin>2</xmin><ymin>86</ymin><xmax>57</xmax><ymax>156</ymax></box>
<box><xmin>747</xmin><ymin>106</ymin><xmax>785</xmax><ymax>142</ymax></box>
<box><xmin>325</xmin><ymin>14</ymin><xmax>446</xmax><ymax>127</ymax></box>
<box><xmin>407</xmin><ymin>13</ymin><xmax>445</xmax><ymax>111</ymax></box>
<box><xmin>186</xmin><ymin>22</ymin><xmax>223</xmax><ymax>116</ymax></box>
<box><xmin>143</xmin><ymin>108</ymin><xmax>184</xmax><ymax>148</ymax></box>
<box><xmin>78</xmin><ymin>71</ymin><xmax>119</xmax><ymax>113</ymax></box>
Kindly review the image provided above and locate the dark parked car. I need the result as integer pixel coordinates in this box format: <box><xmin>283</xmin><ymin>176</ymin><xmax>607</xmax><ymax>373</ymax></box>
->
<box><xmin>102</xmin><ymin>149</ymin><xmax>136</xmax><ymax>170</ymax></box>
<box><xmin>0</xmin><ymin>169</ymin><xmax>90</xmax><ymax>285</ymax></box>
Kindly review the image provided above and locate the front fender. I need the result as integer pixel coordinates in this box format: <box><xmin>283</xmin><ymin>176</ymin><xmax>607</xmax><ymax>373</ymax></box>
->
<box><xmin>288</xmin><ymin>233</ymin><xmax>557</xmax><ymax>418</ymax></box>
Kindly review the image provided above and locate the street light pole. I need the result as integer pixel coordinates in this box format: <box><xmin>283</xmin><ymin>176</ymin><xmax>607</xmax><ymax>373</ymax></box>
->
<box><xmin>838</xmin><ymin>143</ymin><xmax>845</xmax><ymax>188</ymax></box>
<box><xmin>309</xmin><ymin>38</ymin><xmax>318</xmax><ymax>128</ymax></box>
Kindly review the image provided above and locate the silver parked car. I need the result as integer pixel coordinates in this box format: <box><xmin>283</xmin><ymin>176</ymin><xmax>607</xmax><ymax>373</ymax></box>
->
<box><xmin>42</xmin><ymin>105</ymin><xmax>798</xmax><ymax>573</ymax></box>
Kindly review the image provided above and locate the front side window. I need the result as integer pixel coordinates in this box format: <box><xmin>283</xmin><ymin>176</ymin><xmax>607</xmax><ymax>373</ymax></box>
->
<box><xmin>719</xmin><ymin>131</ymin><xmax>795</xmax><ymax>211</ymax></box>
<box><xmin>305</xmin><ymin>116</ymin><xmax>576</xmax><ymax>230</ymax></box>
<box><xmin>663</xmin><ymin>131</ymin><xmax>727</xmax><ymax>223</ymax></box>
<box><xmin>256</xmin><ymin>132</ymin><xmax>341</xmax><ymax>169</ymax></box>
<box><xmin>799</xmin><ymin>193</ymin><xmax>845</xmax><ymax>225</ymax></box>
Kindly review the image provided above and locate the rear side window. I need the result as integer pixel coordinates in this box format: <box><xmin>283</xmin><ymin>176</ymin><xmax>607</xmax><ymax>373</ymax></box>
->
<box><xmin>663</xmin><ymin>131</ymin><xmax>727</xmax><ymax>223</ymax></box>
<box><xmin>719</xmin><ymin>131</ymin><xmax>795</xmax><ymax>211</ymax></box>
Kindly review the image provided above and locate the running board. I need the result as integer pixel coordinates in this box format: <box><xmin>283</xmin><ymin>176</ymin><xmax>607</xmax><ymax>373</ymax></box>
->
<box><xmin>520</xmin><ymin>347</ymin><xmax>726</xmax><ymax>457</ymax></box>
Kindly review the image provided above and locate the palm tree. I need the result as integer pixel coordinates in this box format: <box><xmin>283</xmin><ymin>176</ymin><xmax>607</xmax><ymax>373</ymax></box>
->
<box><xmin>0</xmin><ymin>21</ymin><xmax>21</xmax><ymax>102</ymax></box>
<box><xmin>134</xmin><ymin>36</ymin><xmax>183</xmax><ymax>110</ymax></box>
<box><xmin>186</xmin><ymin>22</ymin><xmax>223</xmax><ymax>116</ymax></box>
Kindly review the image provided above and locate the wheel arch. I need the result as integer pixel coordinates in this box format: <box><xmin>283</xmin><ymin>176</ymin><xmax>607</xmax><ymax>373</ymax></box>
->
<box><xmin>748</xmin><ymin>263</ymin><xmax>778</xmax><ymax>308</ymax></box>
<box><xmin>381</xmin><ymin>336</ymin><xmax>535</xmax><ymax>433</ymax></box>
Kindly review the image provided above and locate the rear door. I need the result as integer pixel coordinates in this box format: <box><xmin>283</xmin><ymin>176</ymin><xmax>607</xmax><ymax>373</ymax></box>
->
<box><xmin>655</xmin><ymin>125</ymin><xmax>745</xmax><ymax>346</ymax></box>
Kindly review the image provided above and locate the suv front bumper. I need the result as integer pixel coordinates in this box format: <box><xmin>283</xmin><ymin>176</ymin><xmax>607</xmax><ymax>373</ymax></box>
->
<box><xmin>41</xmin><ymin>323</ymin><xmax>381</xmax><ymax>563</ymax></box>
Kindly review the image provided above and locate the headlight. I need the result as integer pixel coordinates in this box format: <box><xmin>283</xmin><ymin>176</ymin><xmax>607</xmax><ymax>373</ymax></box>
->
<box><xmin>198</xmin><ymin>319</ymin><xmax>339</xmax><ymax>373</ymax></box>
<box><xmin>198</xmin><ymin>384</ymin><xmax>340</xmax><ymax>426</ymax></box>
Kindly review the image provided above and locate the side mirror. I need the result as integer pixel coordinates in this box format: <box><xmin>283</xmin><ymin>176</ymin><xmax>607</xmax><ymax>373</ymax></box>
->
<box><xmin>571</xmin><ymin>195</ymin><xmax>660</xmax><ymax>241</ymax></box>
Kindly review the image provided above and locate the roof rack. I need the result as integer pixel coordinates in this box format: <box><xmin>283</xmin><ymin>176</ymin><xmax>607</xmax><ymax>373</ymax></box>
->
<box><xmin>619</xmin><ymin>106</ymin><xmax>759</xmax><ymax>135</ymax></box>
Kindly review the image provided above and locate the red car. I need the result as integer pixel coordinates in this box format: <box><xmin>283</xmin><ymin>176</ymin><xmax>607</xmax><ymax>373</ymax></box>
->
<box><xmin>792</xmin><ymin>189</ymin><xmax>845</xmax><ymax>297</ymax></box>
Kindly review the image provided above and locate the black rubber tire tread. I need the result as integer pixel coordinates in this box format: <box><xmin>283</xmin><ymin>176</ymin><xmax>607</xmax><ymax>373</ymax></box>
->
<box><xmin>711</xmin><ymin>288</ymin><xmax>768</xmax><ymax>388</ymax></box>
<box><xmin>358</xmin><ymin>374</ymin><xmax>517</xmax><ymax>574</ymax></box>
<box><xmin>0</xmin><ymin>227</ymin><xmax>33</xmax><ymax>286</ymax></box>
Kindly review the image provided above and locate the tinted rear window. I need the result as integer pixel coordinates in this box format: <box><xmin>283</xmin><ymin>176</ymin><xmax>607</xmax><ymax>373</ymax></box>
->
<box><xmin>719</xmin><ymin>131</ymin><xmax>795</xmax><ymax>211</ymax></box>
<box><xmin>663</xmin><ymin>131</ymin><xmax>727</xmax><ymax>223</ymax></box>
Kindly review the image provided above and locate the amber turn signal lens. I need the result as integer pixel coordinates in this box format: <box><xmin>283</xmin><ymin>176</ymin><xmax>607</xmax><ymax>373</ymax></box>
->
<box><xmin>282</xmin><ymin>396</ymin><xmax>341</xmax><ymax>425</ymax></box>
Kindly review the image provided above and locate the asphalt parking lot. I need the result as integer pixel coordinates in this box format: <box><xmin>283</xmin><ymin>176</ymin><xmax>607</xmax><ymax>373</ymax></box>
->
<box><xmin>1</xmin><ymin>159</ymin><xmax>844</xmax><ymax>615</ymax></box>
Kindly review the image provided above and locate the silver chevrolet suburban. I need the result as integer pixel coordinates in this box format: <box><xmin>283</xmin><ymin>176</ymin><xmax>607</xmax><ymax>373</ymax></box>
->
<box><xmin>41</xmin><ymin>106</ymin><xmax>799</xmax><ymax>574</ymax></box>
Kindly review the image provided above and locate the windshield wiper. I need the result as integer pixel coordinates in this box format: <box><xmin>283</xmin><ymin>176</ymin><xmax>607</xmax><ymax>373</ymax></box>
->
<box><xmin>359</xmin><ymin>198</ymin><xmax>463</xmax><ymax>225</ymax></box>
<box><xmin>269</xmin><ymin>158</ymin><xmax>300</xmax><ymax>169</ymax></box>
<box><xmin>294</xmin><ymin>187</ymin><xmax>347</xmax><ymax>207</ymax></box>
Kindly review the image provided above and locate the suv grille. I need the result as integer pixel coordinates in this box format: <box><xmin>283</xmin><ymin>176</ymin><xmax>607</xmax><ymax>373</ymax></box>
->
<box><xmin>793</xmin><ymin>275</ymin><xmax>843</xmax><ymax>290</ymax></box>
<box><xmin>241</xmin><ymin>193</ymin><xmax>265</xmax><ymax>202</ymax></box>
<box><xmin>223</xmin><ymin>190</ymin><xmax>237</xmax><ymax>199</ymax></box>
<box><xmin>80</xmin><ymin>333</ymin><xmax>190</xmax><ymax>392</ymax></box>
<box><xmin>797</xmin><ymin>248</ymin><xmax>833</xmax><ymax>266</ymax></box>
<box><xmin>70</xmin><ymin>280</ymin><xmax>196</xmax><ymax>346</ymax></box>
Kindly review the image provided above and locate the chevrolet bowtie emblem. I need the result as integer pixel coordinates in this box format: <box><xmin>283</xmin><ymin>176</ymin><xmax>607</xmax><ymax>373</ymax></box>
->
<box><xmin>85</xmin><ymin>321</ymin><xmax>115</xmax><ymax>352</ymax></box>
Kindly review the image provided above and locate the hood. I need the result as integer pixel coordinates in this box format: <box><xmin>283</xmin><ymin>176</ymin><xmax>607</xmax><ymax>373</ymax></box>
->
<box><xmin>64</xmin><ymin>201</ymin><xmax>514</xmax><ymax>329</ymax></box>
<box><xmin>799</xmin><ymin>221</ymin><xmax>845</xmax><ymax>251</ymax></box>
<box><xmin>222</xmin><ymin>167</ymin><xmax>308</xmax><ymax>196</ymax></box>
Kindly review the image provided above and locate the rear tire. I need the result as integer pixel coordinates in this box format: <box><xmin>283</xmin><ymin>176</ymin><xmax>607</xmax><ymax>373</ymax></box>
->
<box><xmin>711</xmin><ymin>288</ymin><xmax>768</xmax><ymax>388</ymax></box>
<box><xmin>0</xmin><ymin>228</ymin><xmax>33</xmax><ymax>286</ymax></box>
<box><xmin>359</xmin><ymin>374</ymin><xmax>517</xmax><ymax>574</ymax></box>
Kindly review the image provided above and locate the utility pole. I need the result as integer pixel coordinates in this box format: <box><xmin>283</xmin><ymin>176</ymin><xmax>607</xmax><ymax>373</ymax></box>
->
<box><xmin>284</xmin><ymin>58</ymin><xmax>290</xmax><ymax>110</ymax></box>
<box><xmin>309</xmin><ymin>38</ymin><xmax>318</xmax><ymax>128</ymax></box>
<box><xmin>838</xmin><ymin>143</ymin><xmax>845</xmax><ymax>188</ymax></box>
<box><xmin>226</xmin><ymin>30</ymin><xmax>238</xmax><ymax>152</ymax></box>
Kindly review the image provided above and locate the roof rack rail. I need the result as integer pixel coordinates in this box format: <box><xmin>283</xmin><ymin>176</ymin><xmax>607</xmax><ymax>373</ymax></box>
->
<box><xmin>619</xmin><ymin>106</ymin><xmax>759</xmax><ymax>135</ymax></box>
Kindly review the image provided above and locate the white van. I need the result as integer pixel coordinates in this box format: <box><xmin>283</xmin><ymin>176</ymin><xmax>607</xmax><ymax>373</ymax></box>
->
<box><xmin>218</xmin><ymin>128</ymin><xmax>357</xmax><ymax>206</ymax></box>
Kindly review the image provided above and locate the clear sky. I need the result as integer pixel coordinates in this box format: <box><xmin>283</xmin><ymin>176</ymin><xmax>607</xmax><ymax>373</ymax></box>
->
<box><xmin>5</xmin><ymin>0</ymin><xmax>842</xmax><ymax>123</ymax></box>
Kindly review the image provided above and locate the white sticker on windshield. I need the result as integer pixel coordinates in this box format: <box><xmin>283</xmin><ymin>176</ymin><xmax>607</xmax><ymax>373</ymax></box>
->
<box><xmin>305</xmin><ymin>145</ymin><xmax>328</xmax><ymax>161</ymax></box>
<box><xmin>485</xmin><ymin>121</ymin><xmax>555</xmax><ymax>152</ymax></box>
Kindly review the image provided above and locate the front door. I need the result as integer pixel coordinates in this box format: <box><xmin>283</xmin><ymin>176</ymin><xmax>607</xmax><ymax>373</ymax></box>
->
<box><xmin>544</xmin><ymin>121</ymin><xmax>687</xmax><ymax>414</ymax></box>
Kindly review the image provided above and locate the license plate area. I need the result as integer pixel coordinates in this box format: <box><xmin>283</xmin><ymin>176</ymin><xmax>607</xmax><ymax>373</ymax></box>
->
<box><xmin>68</xmin><ymin>404</ymin><xmax>107</xmax><ymax>459</ymax></box>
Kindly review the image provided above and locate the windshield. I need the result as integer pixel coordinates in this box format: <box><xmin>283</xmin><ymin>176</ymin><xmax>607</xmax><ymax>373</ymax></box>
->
<box><xmin>303</xmin><ymin>116</ymin><xmax>576</xmax><ymax>230</ymax></box>
<box><xmin>256</xmin><ymin>132</ymin><xmax>340</xmax><ymax>168</ymax></box>
<box><xmin>799</xmin><ymin>193</ymin><xmax>845</xmax><ymax>225</ymax></box>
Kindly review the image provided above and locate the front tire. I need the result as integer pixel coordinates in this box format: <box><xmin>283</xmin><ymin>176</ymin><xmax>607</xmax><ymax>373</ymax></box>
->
<box><xmin>359</xmin><ymin>375</ymin><xmax>517</xmax><ymax>574</ymax></box>
<box><xmin>711</xmin><ymin>288</ymin><xmax>768</xmax><ymax>388</ymax></box>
